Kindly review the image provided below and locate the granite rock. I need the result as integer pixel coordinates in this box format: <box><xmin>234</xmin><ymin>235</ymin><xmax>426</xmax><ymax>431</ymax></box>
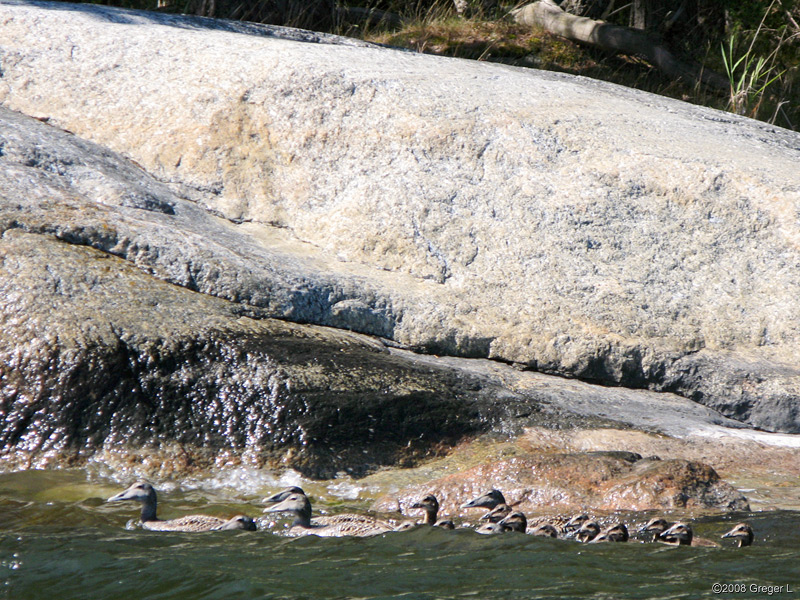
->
<box><xmin>1</xmin><ymin>1</ymin><xmax>800</xmax><ymax>436</ymax></box>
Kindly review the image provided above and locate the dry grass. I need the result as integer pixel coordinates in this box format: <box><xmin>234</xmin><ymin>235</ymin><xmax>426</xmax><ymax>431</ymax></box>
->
<box><xmin>363</xmin><ymin>7</ymin><xmax>798</xmax><ymax>131</ymax></box>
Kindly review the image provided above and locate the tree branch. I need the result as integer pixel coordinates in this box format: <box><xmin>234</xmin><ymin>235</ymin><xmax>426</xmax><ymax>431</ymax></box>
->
<box><xmin>512</xmin><ymin>0</ymin><xmax>729</xmax><ymax>91</ymax></box>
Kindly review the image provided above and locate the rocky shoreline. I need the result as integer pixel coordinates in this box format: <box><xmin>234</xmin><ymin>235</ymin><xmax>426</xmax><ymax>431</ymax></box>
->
<box><xmin>0</xmin><ymin>1</ymin><xmax>799</xmax><ymax>511</ymax></box>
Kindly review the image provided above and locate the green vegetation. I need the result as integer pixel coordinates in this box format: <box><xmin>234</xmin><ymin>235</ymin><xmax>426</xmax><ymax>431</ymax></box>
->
<box><xmin>76</xmin><ymin>0</ymin><xmax>799</xmax><ymax>130</ymax></box>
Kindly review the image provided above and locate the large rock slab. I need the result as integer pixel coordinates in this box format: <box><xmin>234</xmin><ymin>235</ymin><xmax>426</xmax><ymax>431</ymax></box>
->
<box><xmin>3</xmin><ymin>103</ymin><xmax>775</xmax><ymax>480</ymax></box>
<box><xmin>1</xmin><ymin>1</ymin><xmax>800</xmax><ymax>433</ymax></box>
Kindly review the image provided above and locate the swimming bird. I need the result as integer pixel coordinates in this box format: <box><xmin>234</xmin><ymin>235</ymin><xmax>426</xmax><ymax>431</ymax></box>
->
<box><xmin>564</xmin><ymin>514</ymin><xmax>591</xmax><ymax>532</ymax></box>
<box><xmin>639</xmin><ymin>518</ymin><xmax>672</xmax><ymax>542</ymax></box>
<box><xmin>408</xmin><ymin>494</ymin><xmax>454</xmax><ymax>529</ymax></box>
<box><xmin>575</xmin><ymin>520</ymin><xmax>601</xmax><ymax>543</ymax></box>
<box><xmin>658</xmin><ymin>522</ymin><xmax>720</xmax><ymax>547</ymax></box>
<box><xmin>531</xmin><ymin>523</ymin><xmax>559</xmax><ymax>538</ymax></box>
<box><xmin>721</xmin><ymin>523</ymin><xmax>754</xmax><ymax>548</ymax></box>
<box><xmin>461</xmin><ymin>489</ymin><xmax>506</xmax><ymax>511</ymax></box>
<box><xmin>434</xmin><ymin>519</ymin><xmax>456</xmax><ymax>530</ymax></box>
<box><xmin>498</xmin><ymin>511</ymin><xmax>527</xmax><ymax>533</ymax></box>
<box><xmin>480</xmin><ymin>503</ymin><xmax>512</xmax><ymax>523</ymax></box>
<box><xmin>107</xmin><ymin>482</ymin><xmax>257</xmax><ymax>532</ymax></box>
<box><xmin>409</xmin><ymin>495</ymin><xmax>440</xmax><ymax>525</ymax></box>
<box><xmin>476</xmin><ymin>522</ymin><xmax>505</xmax><ymax>535</ymax></box>
<box><xmin>264</xmin><ymin>491</ymin><xmax>393</xmax><ymax>537</ymax></box>
<box><xmin>527</xmin><ymin>514</ymin><xmax>578</xmax><ymax>535</ymax></box>
<box><xmin>591</xmin><ymin>523</ymin><xmax>629</xmax><ymax>543</ymax></box>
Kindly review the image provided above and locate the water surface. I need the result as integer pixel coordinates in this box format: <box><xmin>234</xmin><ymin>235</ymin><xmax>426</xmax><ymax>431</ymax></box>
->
<box><xmin>1</xmin><ymin>470</ymin><xmax>798</xmax><ymax>600</ymax></box>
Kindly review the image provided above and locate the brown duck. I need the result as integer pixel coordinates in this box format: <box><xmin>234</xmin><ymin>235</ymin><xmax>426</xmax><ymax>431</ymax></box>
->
<box><xmin>108</xmin><ymin>482</ymin><xmax>257</xmax><ymax>532</ymax></box>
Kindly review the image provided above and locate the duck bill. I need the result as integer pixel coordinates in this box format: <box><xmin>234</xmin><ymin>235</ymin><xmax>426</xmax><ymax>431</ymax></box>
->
<box><xmin>107</xmin><ymin>489</ymin><xmax>135</xmax><ymax>502</ymax></box>
<box><xmin>263</xmin><ymin>490</ymin><xmax>294</xmax><ymax>504</ymax></box>
<box><xmin>461</xmin><ymin>494</ymin><xmax>491</xmax><ymax>509</ymax></box>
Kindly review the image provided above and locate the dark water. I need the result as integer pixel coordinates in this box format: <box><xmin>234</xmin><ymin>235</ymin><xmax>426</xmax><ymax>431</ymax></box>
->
<box><xmin>1</xmin><ymin>470</ymin><xmax>799</xmax><ymax>600</ymax></box>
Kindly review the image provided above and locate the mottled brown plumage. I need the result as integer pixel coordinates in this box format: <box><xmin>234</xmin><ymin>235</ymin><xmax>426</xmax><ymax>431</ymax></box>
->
<box><xmin>108</xmin><ymin>482</ymin><xmax>256</xmax><ymax>532</ymax></box>
<box><xmin>265</xmin><ymin>492</ymin><xmax>393</xmax><ymax>537</ymax></box>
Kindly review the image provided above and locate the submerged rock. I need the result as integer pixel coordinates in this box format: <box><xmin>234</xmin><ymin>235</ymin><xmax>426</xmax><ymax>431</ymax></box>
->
<box><xmin>373</xmin><ymin>451</ymin><xmax>750</xmax><ymax>514</ymax></box>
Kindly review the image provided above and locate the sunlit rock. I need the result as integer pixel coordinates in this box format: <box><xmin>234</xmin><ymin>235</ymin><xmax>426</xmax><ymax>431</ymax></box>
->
<box><xmin>373</xmin><ymin>451</ymin><xmax>750</xmax><ymax>514</ymax></box>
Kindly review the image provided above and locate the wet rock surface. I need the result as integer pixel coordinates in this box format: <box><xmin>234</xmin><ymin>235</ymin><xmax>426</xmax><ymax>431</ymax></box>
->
<box><xmin>6</xmin><ymin>225</ymin><xmax>573</xmax><ymax>478</ymax></box>
<box><xmin>0</xmin><ymin>3</ymin><xmax>799</xmax><ymax>484</ymax></box>
<box><xmin>373</xmin><ymin>451</ymin><xmax>750</xmax><ymax>515</ymax></box>
<box><xmin>1</xmin><ymin>2</ymin><xmax>799</xmax><ymax>433</ymax></box>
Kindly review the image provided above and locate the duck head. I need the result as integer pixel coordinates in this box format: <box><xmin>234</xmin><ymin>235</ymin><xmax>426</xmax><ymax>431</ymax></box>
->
<box><xmin>575</xmin><ymin>521</ymin><xmax>601</xmax><ymax>543</ymax></box>
<box><xmin>498</xmin><ymin>511</ymin><xmax>527</xmax><ymax>533</ymax></box>
<box><xmin>108</xmin><ymin>481</ymin><xmax>156</xmax><ymax>504</ymax></box>
<box><xmin>721</xmin><ymin>523</ymin><xmax>754</xmax><ymax>548</ymax></box>
<box><xmin>531</xmin><ymin>523</ymin><xmax>558</xmax><ymax>538</ymax></box>
<box><xmin>564</xmin><ymin>514</ymin><xmax>590</xmax><ymax>531</ymax></box>
<box><xmin>659</xmin><ymin>522</ymin><xmax>693</xmax><ymax>546</ymax></box>
<box><xmin>639</xmin><ymin>517</ymin><xmax>671</xmax><ymax>541</ymax></box>
<box><xmin>263</xmin><ymin>486</ymin><xmax>306</xmax><ymax>504</ymax></box>
<box><xmin>409</xmin><ymin>495</ymin><xmax>440</xmax><ymax>524</ymax></box>
<box><xmin>592</xmin><ymin>523</ymin><xmax>629</xmax><ymax>543</ymax></box>
<box><xmin>219</xmin><ymin>515</ymin><xmax>258</xmax><ymax>531</ymax></box>
<box><xmin>480</xmin><ymin>503</ymin><xmax>512</xmax><ymax>523</ymax></box>
<box><xmin>264</xmin><ymin>492</ymin><xmax>313</xmax><ymax>527</ymax></box>
<box><xmin>461</xmin><ymin>489</ymin><xmax>506</xmax><ymax>510</ymax></box>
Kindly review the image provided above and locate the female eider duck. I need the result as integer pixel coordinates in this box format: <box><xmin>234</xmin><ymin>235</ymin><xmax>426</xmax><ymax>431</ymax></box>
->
<box><xmin>408</xmin><ymin>495</ymin><xmax>454</xmax><ymax>529</ymax></box>
<box><xmin>265</xmin><ymin>491</ymin><xmax>393</xmax><ymax>537</ymax></box>
<box><xmin>108</xmin><ymin>482</ymin><xmax>257</xmax><ymax>532</ymax></box>
<box><xmin>658</xmin><ymin>522</ymin><xmax>720</xmax><ymax>547</ymax></box>
<box><xmin>721</xmin><ymin>523</ymin><xmax>754</xmax><ymax>548</ymax></box>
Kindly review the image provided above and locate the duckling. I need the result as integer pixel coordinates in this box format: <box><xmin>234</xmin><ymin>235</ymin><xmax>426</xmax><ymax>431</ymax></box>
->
<box><xmin>217</xmin><ymin>515</ymin><xmax>258</xmax><ymax>531</ymax></box>
<box><xmin>528</xmin><ymin>514</ymin><xmax>576</xmax><ymax>535</ymax></box>
<box><xmin>721</xmin><ymin>523</ymin><xmax>754</xmax><ymax>548</ymax></box>
<box><xmin>498</xmin><ymin>511</ymin><xmax>527</xmax><ymax>533</ymax></box>
<box><xmin>575</xmin><ymin>520</ymin><xmax>601</xmax><ymax>543</ymax></box>
<box><xmin>108</xmin><ymin>482</ymin><xmax>256</xmax><ymax>532</ymax></box>
<box><xmin>659</xmin><ymin>522</ymin><xmax>720</xmax><ymax>547</ymax></box>
<box><xmin>476</xmin><ymin>522</ymin><xmax>505</xmax><ymax>535</ymax></box>
<box><xmin>409</xmin><ymin>495</ymin><xmax>441</xmax><ymax>526</ymax></box>
<box><xmin>406</xmin><ymin>495</ymin><xmax>454</xmax><ymax>529</ymax></box>
<box><xmin>591</xmin><ymin>523</ymin><xmax>629</xmax><ymax>543</ymax></box>
<box><xmin>265</xmin><ymin>492</ymin><xmax>393</xmax><ymax>537</ymax></box>
<box><xmin>531</xmin><ymin>523</ymin><xmax>559</xmax><ymax>538</ymax></box>
<box><xmin>480</xmin><ymin>503</ymin><xmax>512</xmax><ymax>524</ymax></box>
<box><xmin>461</xmin><ymin>489</ymin><xmax>506</xmax><ymax>511</ymax></box>
<box><xmin>563</xmin><ymin>514</ymin><xmax>591</xmax><ymax>532</ymax></box>
<box><xmin>434</xmin><ymin>519</ymin><xmax>456</xmax><ymax>530</ymax></box>
<box><xmin>637</xmin><ymin>517</ymin><xmax>671</xmax><ymax>542</ymax></box>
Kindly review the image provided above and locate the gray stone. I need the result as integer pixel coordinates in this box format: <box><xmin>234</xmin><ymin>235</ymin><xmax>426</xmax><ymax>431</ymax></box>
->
<box><xmin>1</xmin><ymin>1</ymin><xmax>800</xmax><ymax>436</ymax></box>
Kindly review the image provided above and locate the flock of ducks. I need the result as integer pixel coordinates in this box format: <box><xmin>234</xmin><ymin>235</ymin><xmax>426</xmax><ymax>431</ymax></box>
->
<box><xmin>107</xmin><ymin>482</ymin><xmax>755</xmax><ymax>547</ymax></box>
